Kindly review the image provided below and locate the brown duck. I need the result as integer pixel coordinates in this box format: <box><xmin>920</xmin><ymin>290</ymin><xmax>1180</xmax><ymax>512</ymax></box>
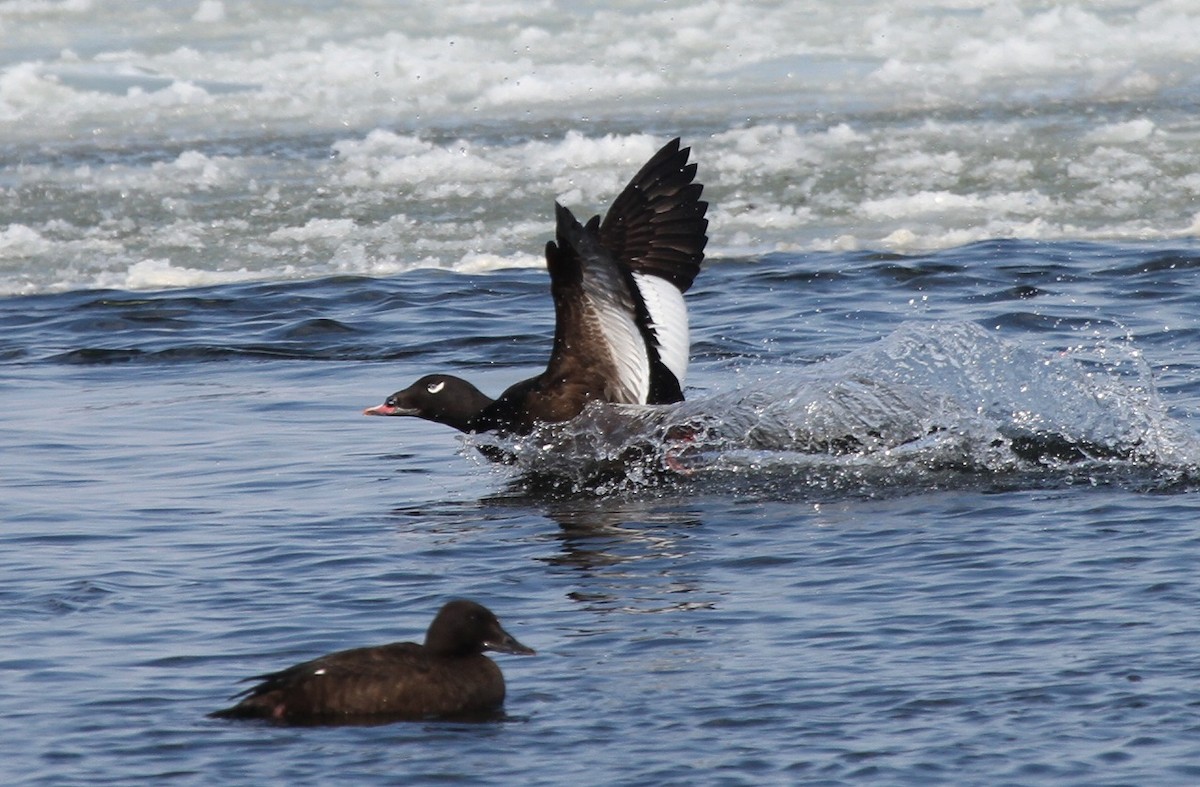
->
<box><xmin>210</xmin><ymin>600</ymin><xmax>534</xmax><ymax>723</ymax></box>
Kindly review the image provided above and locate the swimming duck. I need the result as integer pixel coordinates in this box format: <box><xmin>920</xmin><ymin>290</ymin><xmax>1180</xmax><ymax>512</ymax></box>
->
<box><xmin>210</xmin><ymin>599</ymin><xmax>534</xmax><ymax>723</ymax></box>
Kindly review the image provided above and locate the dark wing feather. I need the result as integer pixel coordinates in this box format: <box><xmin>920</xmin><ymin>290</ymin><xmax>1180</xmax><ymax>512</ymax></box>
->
<box><xmin>213</xmin><ymin>643</ymin><xmax>435</xmax><ymax>719</ymax></box>
<box><xmin>251</xmin><ymin>643</ymin><xmax>429</xmax><ymax>692</ymax></box>
<box><xmin>597</xmin><ymin>138</ymin><xmax>709</xmax><ymax>292</ymax></box>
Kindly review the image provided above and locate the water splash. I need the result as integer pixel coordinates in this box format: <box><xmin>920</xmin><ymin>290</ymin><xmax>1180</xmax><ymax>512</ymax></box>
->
<box><xmin>468</xmin><ymin>322</ymin><xmax>1200</xmax><ymax>497</ymax></box>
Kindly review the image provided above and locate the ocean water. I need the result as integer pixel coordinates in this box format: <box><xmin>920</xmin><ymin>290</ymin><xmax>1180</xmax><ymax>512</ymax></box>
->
<box><xmin>5</xmin><ymin>1</ymin><xmax>1200</xmax><ymax>784</ymax></box>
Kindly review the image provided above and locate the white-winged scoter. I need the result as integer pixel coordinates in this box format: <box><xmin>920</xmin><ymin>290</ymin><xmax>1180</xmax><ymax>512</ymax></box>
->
<box><xmin>209</xmin><ymin>599</ymin><xmax>534</xmax><ymax>724</ymax></box>
<box><xmin>363</xmin><ymin>138</ymin><xmax>709</xmax><ymax>435</ymax></box>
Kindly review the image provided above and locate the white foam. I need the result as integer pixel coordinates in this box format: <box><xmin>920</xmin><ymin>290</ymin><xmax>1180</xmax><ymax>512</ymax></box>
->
<box><xmin>0</xmin><ymin>224</ymin><xmax>50</xmax><ymax>256</ymax></box>
<box><xmin>1084</xmin><ymin>118</ymin><xmax>1157</xmax><ymax>145</ymax></box>
<box><xmin>4</xmin><ymin>1</ymin><xmax>1200</xmax><ymax>292</ymax></box>
<box><xmin>5</xmin><ymin>2</ymin><xmax>1199</xmax><ymax>142</ymax></box>
<box><xmin>192</xmin><ymin>0</ymin><xmax>224</xmax><ymax>23</ymax></box>
<box><xmin>268</xmin><ymin>219</ymin><xmax>357</xmax><ymax>243</ymax></box>
<box><xmin>106</xmin><ymin>259</ymin><xmax>261</xmax><ymax>291</ymax></box>
<box><xmin>455</xmin><ymin>252</ymin><xmax>541</xmax><ymax>274</ymax></box>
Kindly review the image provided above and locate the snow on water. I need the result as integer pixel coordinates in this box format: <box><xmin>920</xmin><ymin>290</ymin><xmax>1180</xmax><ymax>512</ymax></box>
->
<box><xmin>3</xmin><ymin>1</ymin><xmax>1200</xmax><ymax>294</ymax></box>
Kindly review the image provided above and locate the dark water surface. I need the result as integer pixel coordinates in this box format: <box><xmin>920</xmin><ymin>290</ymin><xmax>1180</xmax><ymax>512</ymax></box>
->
<box><xmin>4</xmin><ymin>241</ymin><xmax>1200</xmax><ymax>784</ymax></box>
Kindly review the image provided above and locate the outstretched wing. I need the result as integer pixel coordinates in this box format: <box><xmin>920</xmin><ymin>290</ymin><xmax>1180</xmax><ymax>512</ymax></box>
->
<box><xmin>599</xmin><ymin>137</ymin><xmax>708</xmax><ymax>294</ymax></box>
<box><xmin>543</xmin><ymin>139</ymin><xmax>708</xmax><ymax>406</ymax></box>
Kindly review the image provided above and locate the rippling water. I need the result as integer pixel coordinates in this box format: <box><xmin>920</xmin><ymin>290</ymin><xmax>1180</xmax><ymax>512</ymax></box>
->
<box><xmin>5</xmin><ymin>244</ymin><xmax>1200</xmax><ymax>784</ymax></box>
<box><xmin>6</xmin><ymin>1</ymin><xmax>1200</xmax><ymax>783</ymax></box>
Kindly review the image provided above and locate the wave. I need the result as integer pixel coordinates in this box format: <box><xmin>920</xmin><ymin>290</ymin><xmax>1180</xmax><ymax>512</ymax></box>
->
<box><xmin>469</xmin><ymin>321</ymin><xmax>1200</xmax><ymax>498</ymax></box>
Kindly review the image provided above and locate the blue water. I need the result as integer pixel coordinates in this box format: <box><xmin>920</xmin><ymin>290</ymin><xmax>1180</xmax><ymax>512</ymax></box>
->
<box><xmin>4</xmin><ymin>241</ymin><xmax>1200</xmax><ymax>784</ymax></box>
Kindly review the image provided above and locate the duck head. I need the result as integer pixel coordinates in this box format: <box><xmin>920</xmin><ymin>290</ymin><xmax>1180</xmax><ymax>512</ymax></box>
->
<box><xmin>363</xmin><ymin>374</ymin><xmax>495</xmax><ymax>433</ymax></box>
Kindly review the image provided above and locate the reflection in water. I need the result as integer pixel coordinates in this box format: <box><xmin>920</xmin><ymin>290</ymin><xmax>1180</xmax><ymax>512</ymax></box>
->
<box><xmin>486</xmin><ymin>492</ymin><xmax>721</xmax><ymax>615</ymax></box>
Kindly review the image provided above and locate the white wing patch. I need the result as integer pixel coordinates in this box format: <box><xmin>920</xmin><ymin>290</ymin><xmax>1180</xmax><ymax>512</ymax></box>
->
<box><xmin>573</xmin><ymin>234</ymin><xmax>691</xmax><ymax>404</ymax></box>
<box><xmin>632</xmin><ymin>272</ymin><xmax>689</xmax><ymax>386</ymax></box>
<box><xmin>579</xmin><ymin>254</ymin><xmax>651</xmax><ymax>404</ymax></box>
<box><xmin>589</xmin><ymin>293</ymin><xmax>650</xmax><ymax>404</ymax></box>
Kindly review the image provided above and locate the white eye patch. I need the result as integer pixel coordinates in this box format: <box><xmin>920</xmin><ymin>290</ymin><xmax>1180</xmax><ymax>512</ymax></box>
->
<box><xmin>427</xmin><ymin>381</ymin><xmax>445</xmax><ymax>394</ymax></box>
